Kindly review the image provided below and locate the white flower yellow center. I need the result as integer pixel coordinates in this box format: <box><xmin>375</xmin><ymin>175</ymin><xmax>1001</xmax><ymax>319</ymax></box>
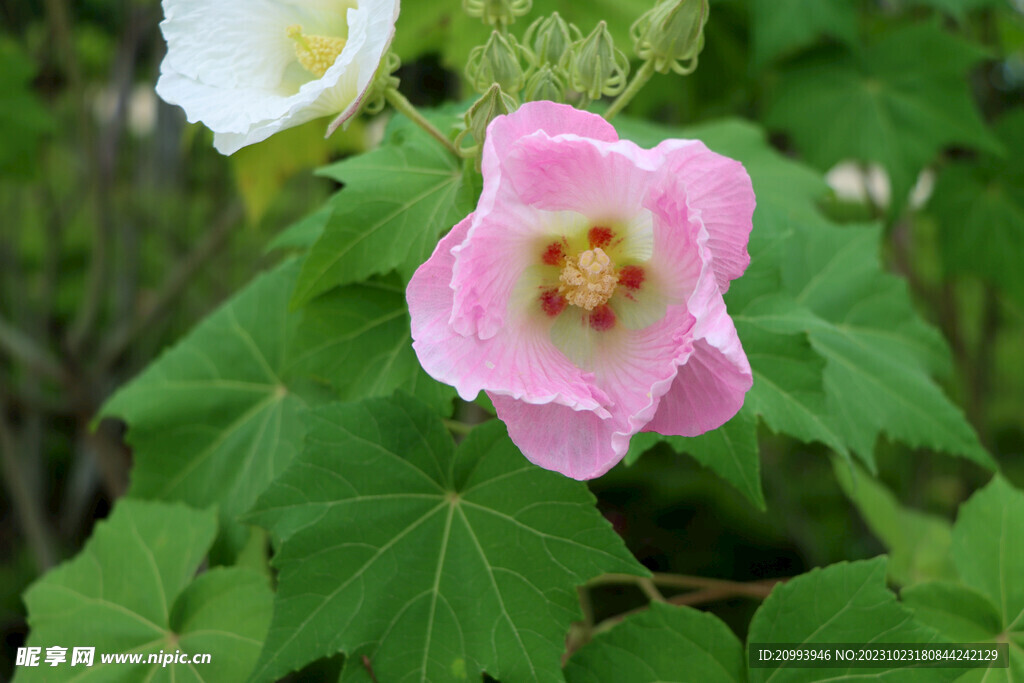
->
<box><xmin>287</xmin><ymin>25</ymin><xmax>346</xmax><ymax>78</ymax></box>
<box><xmin>559</xmin><ymin>247</ymin><xmax>618</xmax><ymax>310</ymax></box>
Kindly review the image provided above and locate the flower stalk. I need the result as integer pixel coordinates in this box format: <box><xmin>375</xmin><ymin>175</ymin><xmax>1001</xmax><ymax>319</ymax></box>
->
<box><xmin>603</xmin><ymin>59</ymin><xmax>656</xmax><ymax>120</ymax></box>
<box><xmin>384</xmin><ymin>88</ymin><xmax>462</xmax><ymax>158</ymax></box>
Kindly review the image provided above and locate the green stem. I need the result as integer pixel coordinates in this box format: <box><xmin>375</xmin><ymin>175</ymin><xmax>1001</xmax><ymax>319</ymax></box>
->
<box><xmin>385</xmin><ymin>88</ymin><xmax>461</xmax><ymax>158</ymax></box>
<box><xmin>604</xmin><ymin>60</ymin><xmax>656</xmax><ymax>121</ymax></box>
<box><xmin>443</xmin><ymin>419</ymin><xmax>474</xmax><ymax>436</ymax></box>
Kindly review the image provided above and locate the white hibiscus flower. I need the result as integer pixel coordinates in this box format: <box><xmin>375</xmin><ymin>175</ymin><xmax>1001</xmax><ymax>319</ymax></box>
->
<box><xmin>156</xmin><ymin>0</ymin><xmax>400</xmax><ymax>155</ymax></box>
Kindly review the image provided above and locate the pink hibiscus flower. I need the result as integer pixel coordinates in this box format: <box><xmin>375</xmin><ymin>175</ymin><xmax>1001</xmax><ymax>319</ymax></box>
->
<box><xmin>407</xmin><ymin>101</ymin><xmax>755</xmax><ymax>480</ymax></box>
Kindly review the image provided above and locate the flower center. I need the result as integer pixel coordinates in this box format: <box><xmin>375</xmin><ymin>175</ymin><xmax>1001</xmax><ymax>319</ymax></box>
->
<box><xmin>558</xmin><ymin>247</ymin><xmax>618</xmax><ymax>310</ymax></box>
<box><xmin>287</xmin><ymin>25</ymin><xmax>346</xmax><ymax>78</ymax></box>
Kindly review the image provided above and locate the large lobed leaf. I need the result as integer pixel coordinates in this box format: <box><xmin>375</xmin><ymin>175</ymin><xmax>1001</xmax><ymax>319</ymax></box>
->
<box><xmin>929</xmin><ymin>109</ymin><xmax>1024</xmax><ymax>307</ymax></box>
<box><xmin>565</xmin><ymin>602</ymin><xmax>745</xmax><ymax>683</ymax></box>
<box><xmin>18</xmin><ymin>500</ymin><xmax>272</xmax><ymax>683</ymax></box>
<box><xmin>748</xmin><ymin>0</ymin><xmax>858</xmax><ymax>67</ymax></box>
<box><xmin>901</xmin><ymin>477</ymin><xmax>1024</xmax><ymax>681</ymax></box>
<box><xmin>100</xmin><ymin>261</ymin><xmax>453</xmax><ymax>551</ymax></box>
<box><xmin>735</xmin><ymin>220</ymin><xmax>991</xmax><ymax>471</ymax></box>
<box><xmin>246</xmin><ymin>394</ymin><xmax>646</xmax><ymax>683</ymax></box>
<box><xmin>748</xmin><ymin>557</ymin><xmax>960</xmax><ymax>683</ymax></box>
<box><xmin>766</xmin><ymin>22</ymin><xmax>1001</xmax><ymax>215</ymax></box>
<box><xmin>292</xmin><ymin>127</ymin><xmax>477</xmax><ymax>306</ymax></box>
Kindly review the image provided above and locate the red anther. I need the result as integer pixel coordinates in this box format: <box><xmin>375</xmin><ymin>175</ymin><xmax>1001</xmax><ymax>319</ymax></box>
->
<box><xmin>540</xmin><ymin>290</ymin><xmax>566</xmax><ymax>317</ymax></box>
<box><xmin>589</xmin><ymin>304</ymin><xmax>616</xmax><ymax>331</ymax></box>
<box><xmin>618</xmin><ymin>265</ymin><xmax>645</xmax><ymax>290</ymax></box>
<box><xmin>588</xmin><ymin>226</ymin><xmax>614</xmax><ymax>249</ymax></box>
<box><xmin>541</xmin><ymin>242</ymin><xmax>564</xmax><ymax>266</ymax></box>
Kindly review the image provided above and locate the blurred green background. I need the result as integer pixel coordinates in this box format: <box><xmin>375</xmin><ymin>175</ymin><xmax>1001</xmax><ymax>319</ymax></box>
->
<box><xmin>1</xmin><ymin>0</ymin><xmax>1022</xmax><ymax>679</ymax></box>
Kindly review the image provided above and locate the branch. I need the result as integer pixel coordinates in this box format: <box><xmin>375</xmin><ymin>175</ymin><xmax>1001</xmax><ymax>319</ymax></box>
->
<box><xmin>0</xmin><ymin>396</ymin><xmax>58</xmax><ymax>571</ymax></box>
<box><xmin>97</xmin><ymin>203</ymin><xmax>242</xmax><ymax>370</ymax></box>
<box><xmin>0</xmin><ymin>314</ymin><xmax>66</xmax><ymax>383</ymax></box>
<box><xmin>585</xmin><ymin>572</ymin><xmax>784</xmax><ymax>635</ymax></box>
<box><xmin>589</xmin><ymin>572</ymin><xmax>781</xmax><ymax>599</ymax></box>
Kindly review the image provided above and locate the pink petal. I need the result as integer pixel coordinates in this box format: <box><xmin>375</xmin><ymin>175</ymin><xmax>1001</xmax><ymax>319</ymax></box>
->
<box><xmin>656</xmin><ymin>140</ymin><xmax>756</xmax><ymax>291</ymax></box>
<box><xmin>407</xmin><ymin>217</ymin><xmax>612</xmax><ymax>414</ymax></box>
<box><xmin>448</xmin><ymin>196</ymin><xmax>579</xmax><ymax>340</ymax></box>
<box><xmin>490</xmin><ymin>396</ymin><xmax>624</xmax><ymax>480</ymax></box>
<box><xmin>643</xmin><ymin>293</ymin><xmax>752</xmax><ymax>437</ymax></box>
<box><xmin>483</xmin><ymin>102</ymin><xmax>619</xmax><ymax>175</ymax></box>
<box><xmin>495</xmin><ymin>305</ymin><xmax>697</xmax><ymax>480</ymax></box>
<box><xmin>503</xmin><ymin>134</ymin><xmax>660</xmax><ymax>220</ymax></box>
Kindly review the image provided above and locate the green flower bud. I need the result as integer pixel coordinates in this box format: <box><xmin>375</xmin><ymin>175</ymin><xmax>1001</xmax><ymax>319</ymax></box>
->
<box><xmin>457</xmin><ymin>83</ymin><xmax>519</xmax><ymax>151</ymax></box>
<box><xmin>630</xmin><ymin>0</ymin><xmax>708</xmax><ymax>75</ymax></box>
<box><xmin>523</xmin><ymin>64</ymin><xmax>567</xmax><ymax>103</ymax></box>
<box><xmin>523</xmin><ymin>12</ymin><xmax>580</xmax><ymax>67</ymax></box>
<box><xmin>466</xmin><ymin>31</ymin><xmax>529</xmax><ymax>94</ymax></box>
<box><xmin>462</xmin><ymin>0</ymin><xmax>532</xmax><ymax>28</ymax></box>
<box><xmin>563</xmin><ymin>21</ymin><xmax>630</xmax><ymax>101</ymax></box>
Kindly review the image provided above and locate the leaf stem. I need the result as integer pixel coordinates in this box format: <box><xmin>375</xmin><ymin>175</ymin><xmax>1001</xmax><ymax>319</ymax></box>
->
<box><xmin>443</xmin><ymin>419</ymin><xmax>474</xmax><ymax>436</ymax></box>
<box><xmin>603</xmin><ymin>60</ymin><xmax>656</xmax><ymax>121</ymax></box>
<box><xmin>385</xmin><ymin>88</ymin><xmax>462</xmax><ymax>158</ymax></box>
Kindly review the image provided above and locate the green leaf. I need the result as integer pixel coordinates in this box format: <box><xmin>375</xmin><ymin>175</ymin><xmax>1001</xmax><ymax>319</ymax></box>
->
<box><xmin>766</xmin><ymin>22</ymin><xmax>1001</xmax><ymax>215</ymax></box>
<box><xmin>625</xmin><ymin>409</ymin><xmax>764</xmax><ymax>510</ymax></box>
<box><xmin>267</xmin><ymin>204</ymin><xmax>332</xmax><ymax>252</ymax></box>
<box><xmin>247</xmin><ymin>394</ymin><xmax>645</xmax><ymax>683</ymax></box>
<box><xmin>564</xmin><ymin>602</ymin><xmax>745</xmax><ymax>683</ymax></box>
<box><xmin>952</xmin><ymin>476</ymin><xmax>1024</xmax><ymax>632</ymax></box>
<box><xmin>930</xmin><ymin>109</ymin><xmax>1024</xmax><ymax>306</ymax></box>
<box><xmin>747</xmin><ymin>557</ymin><xmax>958</xmax><ymax>683</ymax></box>
<box><xmin>19</xmin><ymin>500</ymin><xmax>272</xmax><ymax>682</ymax></box>
<box><xmin>832</xmin><ymin>458</ymin><xmax>957</xmax><ymax>586</ymax></box>
<box><xmin>290</xmin><ymin>275</ymin><xmax>456</xmax><ymax>413</ymax></box>
<box><xmin>100</xmin><ymin>261</ymin><xmax>451</xmax><ymax>550</ymax></box>
<box><xmin>738</xmin><ymin>222</ymin><xmax>990</xmax><ymax>469</ymax></box>
<box><xmin>901</xmin><ymin>581</ymin><xmax>1003</xmax><ymax>642</ymax></box>
<box><xmin>737</xmin><ymin>321</ymin><xmax>849</xmax><ymax>458</ymax></box>
<box><xmin>749</xmin><ymin>0</ymin><xmax>858</xmax><ymax>67</ymax></box>
<box><xmin>230</xmin><ymin>117</ymin><xmax>365</xmax><ymax>223</ymax></box>
<box><xmin>292</xmin><ymin>133</ymin><xmax>474</xmax><ymax>306</ymax></box>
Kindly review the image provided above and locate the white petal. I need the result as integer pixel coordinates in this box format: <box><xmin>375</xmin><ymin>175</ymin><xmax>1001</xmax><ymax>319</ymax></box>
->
<box><xmin>156</xmin><ymin>0</ymin><xmax>400</xmax><ymax>154</ymax></box>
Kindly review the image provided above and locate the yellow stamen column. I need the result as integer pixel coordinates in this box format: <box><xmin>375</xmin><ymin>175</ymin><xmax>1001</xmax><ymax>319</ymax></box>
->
<box><xmin>287</xmin><ymin>25</ymin><xmax>347</xmax><ymax>78</ymax></box>
<box><xmin>559</xmin><ymin>247</ymin><xmax>618</xmax><ymax>310</ymax></box>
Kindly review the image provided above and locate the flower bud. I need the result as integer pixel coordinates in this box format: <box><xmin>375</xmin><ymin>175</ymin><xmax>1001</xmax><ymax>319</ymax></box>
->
<box><xmin>457</xmin><ymin>83</ymin><xmax>519</xmax><ymax>151</ymax></box>
<box><xmin>462</xmin><ymin>0</ymin><xmax>532</xmax><ymax>27</ymax></box>
<box><xmin>564</xmin><ymin>21</ymin><xmax>630</xmax><ymax>101</ymax></box>
<box><xmin>630</xmin><ymin>0</ymin><xmax>708</xmax><ymax>75</ymax></box>
<box><xmin>523</xmin><ymin>12</ymin><xmax>580</xmax><ymax>67</ymax></box>
<box><xmin>523</xmin><ymin>64</ymin><xmax>567</xmax><ymax>103</ymax></box>
<box><xmin>466</xmin><ymin>31</ymin><xmax>528</xmax><ymax>94</ymax></box>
